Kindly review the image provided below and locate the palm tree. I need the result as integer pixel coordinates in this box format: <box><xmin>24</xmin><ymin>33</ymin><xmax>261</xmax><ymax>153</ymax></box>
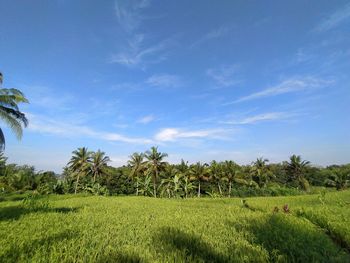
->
<box><xmin>189</xmin><ymin>162</ymin><xmax>209</xmax><ymax>198</ymax></box>
<box><xmin>128</xmin><ymin>152</ymin><xmax>145</xmax><ymax>196</ymax></box>
<box><xmin>251</xmin><ymin>157</ymin><xmax>271</xmax><ymax>188</ymax></box>
<box><xmin>209</xmin><ymin>160</ymin><xmax>224</xmax><ymax>195</ymax></box>
<box><xmin>176</xmin><ymin>159</ymin><xmax>189</xmax><ymax>174</ymax></box>
<box><xmin>68</xmin><ymin>147</ymin><xmax>92</xmax><ymax>194</ymax></box>
<box><xmin>325</xmin><ymin>168</ymin><xmax>350</xmax><ymax>190</ymax></box>
<box><xmin>0</xmin><ymin>72</ymin><xmax>29</xmax><ymax>150</ymax></box>
<box><xmin>286</xmin><ymin>155</ymin><xmax>310</xmax><ymax>190</ymax></box>
<box><xmin>222</xmin><ymin>160</ymin><xmax>240</xmax><ymax>197</ymax></box>
<box><xmin>145</xmin><ymin>146</ymin><xmax>168</xmax><ymax>197</ymax></box>
<box><xmin>91</xmin><ymin>150</ymin><xmax>110</xmax><ymax>183</ymax></box>
<box><xmin>0</xmin><ymin>151</ymin><xmax>7</xmax><ymax>170</ymax></box>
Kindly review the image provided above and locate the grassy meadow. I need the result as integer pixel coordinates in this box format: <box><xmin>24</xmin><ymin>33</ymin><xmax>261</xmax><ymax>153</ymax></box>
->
<box><xmin>1</xmin><ymin>190</ymin><xmax>350</xmax><ymax>263</ymax></box>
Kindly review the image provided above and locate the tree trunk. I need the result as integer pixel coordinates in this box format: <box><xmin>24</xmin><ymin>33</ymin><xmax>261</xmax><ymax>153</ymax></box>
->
<box><xmin>167</xmin><ymin>187</ymin><xmax>171</xmax><ymax>198</ymax></box>
<box><xmin>218</xmin><ymin>183</ymin><xmax>222</xmax><ymax>195</ymax></box>
<box><xmin>75</xmin><ymin>173</ymin><xmax>80</xmax><ymax>195</ymax></box>
<box><xmin>228</xmin><ymin>181</ymin><xmax>232</xmax><ymax>197</ymax></box>
<box><xmin>153</xmin><ymin>170</ymin><xmax>157</xmax><ymax>198</ymax></box>
<box><xmin>93</xmin><ymin>172</ymin><xmax>96</xmax><ymax>183</ymax></box>
<box><xmin>136</xmin><ymin>179</ymin><xmax>139</xmax><ymax>196</ymax></box>
<box><xmin>197</xmin><ymin>181</ymin><xmax>201</xmax><ymax>198</ymax></box>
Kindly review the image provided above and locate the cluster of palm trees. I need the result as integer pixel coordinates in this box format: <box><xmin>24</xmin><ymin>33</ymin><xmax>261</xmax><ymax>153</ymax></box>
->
<box><xmin>126</xmin><ymin>146</ymin><xmax>313</xmax><ymax>198</ymax></box>
<box><xmin>128</xmin><ymin>147</ymin><xmax>168</xmax><ymax>197</ymax></box>
<box><xmin>64</xmin><ymin>144</ymin><xmax>315</xmax><ymax>197</ymax></box>
<box><xmin>67</xmin><ymin>147</ymin><xmax>110</xmax><ymax>194</ymax></box>
<box><xmin>0</xmin><ymin>72</ymin><xmax>29</xmax><ymax>150</ymax></box>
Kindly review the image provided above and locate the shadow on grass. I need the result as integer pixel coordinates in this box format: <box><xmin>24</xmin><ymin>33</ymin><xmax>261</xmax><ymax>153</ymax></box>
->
<box><xmin>0</xmin><ymin>195</ymin><xmax>27</xmax><ymax>202</ymax></box>
<box><xmin>231</xmin><ymin>214</ymin><xmax>350</xmax><ymax>262</ymax></box>
<box><xmin>155</xmin><ymin>227</ymin><xmax>229</xmax><ymax>263</ymax></box>
<box><xmin>296</xmin><ymin>210</ymin><xmax>350</xmax><ymax>253</ymax></box>
<box><xmin>0</xmin><ymin>230</ymin><xmax>78</xmax><ymax>262</ymax></box>
<box><xmin>0</xmin><ymin>205</ymin><xmax>79</xmax><ymax>221</ymax></box>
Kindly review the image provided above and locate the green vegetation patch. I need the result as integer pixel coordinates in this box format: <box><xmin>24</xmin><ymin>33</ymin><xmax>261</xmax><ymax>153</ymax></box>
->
<box><xmin>1</xmin><ymin>191</ymin><xmax>350</xmax><ymax>262</ymax></box>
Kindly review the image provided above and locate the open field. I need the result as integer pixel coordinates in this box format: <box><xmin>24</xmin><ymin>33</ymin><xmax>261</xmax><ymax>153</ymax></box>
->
<box><xmin>1</xmin><ymin>191</ymin><xmax>350</xmax><ymax>263</ymax></box>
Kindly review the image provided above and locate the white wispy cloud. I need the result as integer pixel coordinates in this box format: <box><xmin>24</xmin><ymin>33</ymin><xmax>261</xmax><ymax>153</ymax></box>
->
<box><xmin>111</xmin><ymin>0</ymin><xmax>173</xmax><ymax>68</ymax></box>
<box><xmin>154</xmin><ymin>128</ymin><xmax>230</xmax><ymax>142</ymax></box>
<box><xmin>114</xmin><ymin>0</ymin><xmax>150</xmax><ymax>33</ymax></box>
<box><xmin>190</xmin><ymin>25</ymin><xmax>231</xmax><ymax>48</ymax></box>
<box><xmin>206</xmin><ymin>64</ymin><xmax>242</xmax><ymax>87</ymax></box>
<box><xmin>222</xmin><ymin>112</ymin><xmax>295</xmax><ymax>125</ymax></box>
<box><xmin>27</xmin><ymin>113</ymin><xmax>235</xmax><ymax>145</ymax></box>
<box><xmin>315</xmin><ymin>2</ymin><xmax>350</xmax><ymax>32</ymax></box>
<box><xmin>146</xmin><ymin>74</ymin><xmax>183</xmax><ymax>88</ymax></box>
<box><xmin>224</xmin><ymin>77</ymin><xmax>331</xmax><ymax>105</ymax></box>
<box><xmin>137</xmin><ymin>114</ymin><xmax>156</xmax><ymax>124</ymax></box>
<box><xmin>110</xmin><ymin>37</ymin><xmax>170</xmax><ymax>67</ymax></box>
<box><xmin>27</xmin><ymin>113</ymin><xmax>153</xmax><ymax>144</ymax></box>
<box><xmin>293</xmin><ymin>48</ymin><xmax>315</xmax><ymax>64</ymax></box>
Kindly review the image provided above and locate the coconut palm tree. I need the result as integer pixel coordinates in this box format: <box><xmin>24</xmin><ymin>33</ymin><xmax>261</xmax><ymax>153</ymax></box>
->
<box><xmin>287</xmin><ymin>155</ymin><xmax>310</xmax><ymax>179</ymax></box>
<box><xmin>286</xmin><ymin>155</ymin><xmax>310</xmax><ymax>190</ymax></box>
<box><xmin>189</xmin><ymin>162</ymin><xmax>209</xmax><ymax>198</ymax></box>
<box><xmin>209</xmin><ymin>160</ymin><xmax>224</xmax><ymax>195</ymax></box>
<box><xmin>0</xmin><ymin>72</ymin><xmax>29</xmax><ymax>150</ymax></box>
<box><xmin>176</xmin><ymin>159</ymin><xmax>189</xmax><ymax>176</ymax></box>
<box><xmin>251</xmin><ymin>157</ymin><xmax>271</xmax><ymax>188</ymax></box>
<box><xmin>325</xmin><ymin>168</ymin><xmax>350</xmax><ymax>190</ymax></box>
<box><xmin>145</xmin><ymin>146</ymin><xmax>168</xmax><ymax>197</ymax></box>
<box><xmin>128</xmin><ymin>152</ymin><xmax>145</xmax><ymax>196</ymax></box>
<box><xmin>68</xmin><ymin>147</ymin><xmax>92</xmax><ymax>194</ymax></box>
<box><xmin>91</xmin><ymin>150</ymin><xmax>110</xmax><ymax>183</ymax></box>
<box><xmin>222</xmin><ymin>160</ymin><xmax>241</xmax><ymax>197</ymax></box>
<box><xmin>0</xmin><ymin>151</ymin><xmax>7</xmax><ymax>170</ymax></box>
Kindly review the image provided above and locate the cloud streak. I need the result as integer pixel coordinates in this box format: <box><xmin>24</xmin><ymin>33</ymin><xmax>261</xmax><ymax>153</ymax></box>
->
<box><xmin>315</xmin><ymin>3</ymin><xmax>350</xmax><ymax>32</ymax></box>
<box><xmin>222</xmin><ymin>112</ymin><xmax>295</xmax><ymax>125</ymax></box>
<box><xmin>111</xmin><ymin>0</ymin><xmax>173</xmax><ymax>68</ymax></box>
<box><xmin>207</xmin><ymin>64</ymin><xmax>242</xmax><ymax>87</ymax></box>
<box><xmin>154</xmin><ymin>128</ymin><xmax>231</xmax><ymax>142</ymax></box>
<box><xmin>109</xmin><ymin>37</ymin><xmax>171</xmax><ymax>67</ymax></box>
<box><xmin>137</xmin><ymin>114</ymin><xmax>156</xmax><ymax>124</ymax></box>
<box><xmin>146</xmin><ymin>74</ymin><xmax>183</xmax><ymax>88</ymax></box>
<box><xmin>190</xmin><ymin>25</ymin><xmax>231</xmax><ymax>48</ymax></box>
<box><xmin>27</xmin><ymin>113</ymin><xmax>153</xmax><ymax>144</ymax></box>
<box><xmin>26</xmin><ymin>113</ymin><xmax>234</xmax><ymax>146</ymax></box>
<box><xmin>114</xmin><ymin>0</ymin><xmax>150</xmax><ymax>33</ymax></box>
<box><xmin>224</xmin><ymin>77</ymin><xmax>331</xmax><ymax>105</ymax></box>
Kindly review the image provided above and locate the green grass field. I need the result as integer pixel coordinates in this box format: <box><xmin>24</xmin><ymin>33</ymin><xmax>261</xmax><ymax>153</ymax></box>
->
<box><xmin>1</xmin><ymin>191</ymin><xmax>350</xmax><ymax>263</ymax></box>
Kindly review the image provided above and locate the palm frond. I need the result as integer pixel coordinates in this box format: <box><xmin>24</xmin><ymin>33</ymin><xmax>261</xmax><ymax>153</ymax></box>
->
<box><xmin>0</xmin><ymin>109</ymin><xmax>25</xmax><ymax>139</ymax></box>
<box><xmin>0</xmin><ymin>128</ymin><xmax>5</xmax><ymax>151</ymax></box>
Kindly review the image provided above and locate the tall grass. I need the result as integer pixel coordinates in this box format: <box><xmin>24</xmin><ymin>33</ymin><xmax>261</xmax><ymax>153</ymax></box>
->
<box><xmin>0</xmin><ymin>191</ymin><xmax>349</xmax><ymax>262</ymax></box>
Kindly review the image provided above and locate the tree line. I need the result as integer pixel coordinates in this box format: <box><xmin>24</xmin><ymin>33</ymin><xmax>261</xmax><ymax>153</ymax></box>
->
<box><xmin>0</xmin><ymin>72</ymin><xmax>349</xmax><ymax>197</ymax></box>
<box><xmin>1</xmin><ymin>146</ymin><xmax>349</xmax><ymax>197</ymax></box>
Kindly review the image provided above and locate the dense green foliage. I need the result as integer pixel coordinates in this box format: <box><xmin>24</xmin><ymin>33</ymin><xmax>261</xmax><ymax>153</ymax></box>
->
<box><xmin>1</xmin><ymin>147</ymin><xmax>349</xmax><ymax>198</ymax></box>
<box><xmin>0</xmin><ymin>191</ymin><xmax>349</xmax><ymax>262</ymax></box>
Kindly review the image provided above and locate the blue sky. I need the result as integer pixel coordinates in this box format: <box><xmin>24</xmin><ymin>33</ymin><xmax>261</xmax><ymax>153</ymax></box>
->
<box><xmin>0</xmin><ymin>0</ymin><xmax>349</xmax><ymax>172</ymax></box>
